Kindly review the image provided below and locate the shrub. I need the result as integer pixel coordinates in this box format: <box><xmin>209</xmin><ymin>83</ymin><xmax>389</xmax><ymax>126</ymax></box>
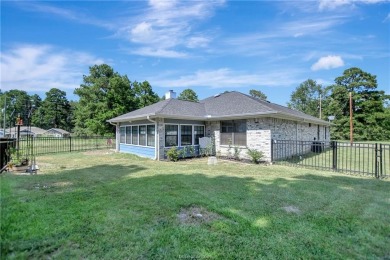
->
<box><xmin>246</xmin><ymin>148</ymin><xmax>264</xmax><ymax>164</ymax></box>
<box><xmin>188</xmin><ymin>146</ymin><xmax>195</xmax><ymax>157</ymax></box>
<box><xmin>233</xmin><ymin>146</ymin><xmax>241</xmax><ymax>160</ymax></box>
<box><xmin>166</xmin><ymin>147</ymin><xmax>180</xmax><ymax>162</ymax></box>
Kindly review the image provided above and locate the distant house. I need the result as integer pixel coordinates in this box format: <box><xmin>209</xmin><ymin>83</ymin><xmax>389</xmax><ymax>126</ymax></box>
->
<box><xmin>43</xmin><ymin>128</ymin><xmax>71</xmax><ymax>138</ymax></box>
<box><xmin>0</xmin><ymin>129</ymin><xmax>9</xmax><ymax>138</ymax></box>
<box><xmin>108</xmin><ymin>91</ymin><xmax>330</xmax><ymax>162</ymax></box>
<box><xmin>6</xmin><ymin>126</ymin><xmax>47</xmax><ymax>138</ymax></box>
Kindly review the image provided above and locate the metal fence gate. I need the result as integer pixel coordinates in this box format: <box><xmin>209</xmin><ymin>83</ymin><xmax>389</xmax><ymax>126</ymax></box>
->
<box><xmin>272</xmin><ymin>140</ymin><xmax>389</xmax><ymax>178</ymax></box>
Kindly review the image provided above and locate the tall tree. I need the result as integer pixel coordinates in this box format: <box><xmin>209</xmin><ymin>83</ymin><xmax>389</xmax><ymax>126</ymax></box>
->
<box><xmin>325</xmin><ymin>67</ymin><xmax>389</xmax><ymax>140</ymax></box>
<box><xmin>32</xmin><ymin>88</ymin><xmax>71</xmax><ymax>130</ymax></box>
<box><xmin>0</xmin><ymin>90</ymin><xmax>30</xmax><ymax>128</ymax></box>
<box><xmin>249</xmin><ymin>89</ymin><xmax>267</xmax><ymax>101</ymax></box>
<box><xmin>178</xmin><ymin>89</ymin><xmax>199</xmax><ymax>102</ymax></box>
<box><xmin>133</xmin><ymin>81</ymin><xmax>160</xmax><ymax>108</ymax></box>
<box><xmin>73</xmin><ymin>64</ymin><xmax>136</xmax><ymax>136</ymax></box>
<box><xmin>288</xmin><ymin>79</ymin><xmax>327</xmax><ymax>118</ymax></box>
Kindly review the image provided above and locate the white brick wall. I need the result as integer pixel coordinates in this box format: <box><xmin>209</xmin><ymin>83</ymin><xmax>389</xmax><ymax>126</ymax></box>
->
<box><xmin>206</xmin><ymin>117</ymin><xmax>330</xmax><ymax>162</ymax></box>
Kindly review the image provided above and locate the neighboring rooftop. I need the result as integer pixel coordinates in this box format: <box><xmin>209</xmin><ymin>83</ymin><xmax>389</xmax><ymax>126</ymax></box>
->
<box><xmin>44</xmin><ymin>128</ymin><xmax>70</xmax><ymax>134</ymax></box>
<box><xmin>108</xmin><ymin>91</ymin><xmax>329</xmax><ymax>125</ymax></box>
<box><xmin>6</xmin><ymin>126</ymin><xmax>47</xmax><ymax>135</ymax></box>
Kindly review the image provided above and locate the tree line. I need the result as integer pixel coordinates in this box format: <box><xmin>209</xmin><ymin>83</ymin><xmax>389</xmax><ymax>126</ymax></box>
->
<box><xmin>288</xmin><ymin>67</ymin><xmax>390</xmax><ymax>141</ymax></box>
<box><xmin>0</xmin><ymin>64</ymin><xmax>388</xmax><ymax>140</ymax></box>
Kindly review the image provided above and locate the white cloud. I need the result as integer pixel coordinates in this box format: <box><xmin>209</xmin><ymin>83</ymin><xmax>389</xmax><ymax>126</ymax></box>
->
<box><xmin>0</xmin><ymin>44</ymin><xmax>104</xmax><ymax>92</ymax></box>
<box><xmin>319</xmin><ymin>0</ymin><xmax>390</xmax><ymax>10</ymax></box>
<box><xmin>15</xmin><ymin>2</ymin><xmax>114</xmax><ymax>29</ymax></box>
<box><xmin>186</xmin><ymin>36</ymin><xmax>211</xmax><ymax>49</ymax></box>
<box><xmin>148</xmin><ymin>0</ymin><xmax>178</xmax><ymax>10</ymax></box>
<box><xmin>311</xmin><ymin>55</ymin><xmax>344</xmax><ymax>71</ymax></box>
<box><xmin>129</xmin><ymin>47</ymin><xmax>187</xmax><ymax>58</ymax></box>
<box><xmin>151</xmin><ymin>68</ymin><xmax>303</xmax><ymax>89</ymax></box>
<box><xmin>118</xmin><ymin>0</ymin><xmax>225</xmax><ymax>58</ymax></box>
<box><xmin>384</xmin><ymin>13</ymin><xmax>390</xmax><ymax>22</ymax></box>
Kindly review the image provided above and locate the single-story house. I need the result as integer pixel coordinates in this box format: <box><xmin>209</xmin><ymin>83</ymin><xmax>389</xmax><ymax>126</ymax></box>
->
<box><xmin>108</xmin><ymin>91</ymin><xmax>330</xmax><ymax>162</ymax></box>
<box><xmin>43</xmin><ymin>128</ymin><xmax>71</xmax><ymax>137</ymax></box>
<box><xmin>0</xmin><ymin>129</ymin><xmax>9</xmax><ymax>138</ymax></box>
<box><xmin>6</xmin><ymin>126</ymin><xmax>47</xmax><ymax>138</ymax></box>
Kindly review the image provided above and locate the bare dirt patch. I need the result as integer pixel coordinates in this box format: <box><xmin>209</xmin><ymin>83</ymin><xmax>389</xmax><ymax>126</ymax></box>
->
<box><xmin>83</xmin><ymin>149</ymin><xmax>114</xmax><ymax>156</ymax></box>
<box><xmin>178</xmin><ymin>206</ymin><xmax>223</xmax><ymax>225</ymax></box>
<box><xmin>282</xmin><ymin>205</ymin><xmax>301</xmax><ymax>214</ymax></box>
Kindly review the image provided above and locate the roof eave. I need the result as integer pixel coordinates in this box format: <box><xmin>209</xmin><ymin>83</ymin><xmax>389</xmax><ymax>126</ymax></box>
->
<box><xmin>273</xmin><ymin>112</ymin><xmax>331</xmax><ymax>126</ymax></box>
<box><xmin>107</xmin><ymin>113</ymin><xmax>157</xmax><ymax>123</ymax></box>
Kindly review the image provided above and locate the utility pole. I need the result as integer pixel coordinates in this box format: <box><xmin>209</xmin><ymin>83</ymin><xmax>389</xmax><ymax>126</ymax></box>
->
<box><xmin>349</xmin><ymin>92</ymin><xmax>353</xmax><ymax>145</ymax></box>
<box><xmin>3</xmin><ymin>95</ymin><xmax>6</xmax><ymax>137</ymax></box>
<box><xmin>319</xmin><ymin>94</ymin><xmax>322</xmax><ymax>119</ymax></box>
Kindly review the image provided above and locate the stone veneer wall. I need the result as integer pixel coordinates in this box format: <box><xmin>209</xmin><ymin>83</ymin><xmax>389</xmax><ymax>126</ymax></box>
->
<box><xmin>206</xmin><ymin>117</ymin><xmax>330</xmax><ymax>162</ymax></box>
<box><xmin>156</xmin><ymin>117</ymin><xmax>165</xmax><ymax>161</ymax></box>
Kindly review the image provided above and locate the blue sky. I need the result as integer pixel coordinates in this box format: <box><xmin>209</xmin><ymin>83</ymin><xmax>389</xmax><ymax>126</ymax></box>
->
<box><xmin>1</xmin><ymin>0</ymin><xmax>389</xmax><ymax>106</ymax></box>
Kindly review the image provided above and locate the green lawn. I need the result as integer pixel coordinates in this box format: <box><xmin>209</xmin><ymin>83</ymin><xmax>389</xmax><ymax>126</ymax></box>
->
<box><xmin>1</xmin><ymin>151</ymin><xmax>389</xmax><ymax>259</ymax></box>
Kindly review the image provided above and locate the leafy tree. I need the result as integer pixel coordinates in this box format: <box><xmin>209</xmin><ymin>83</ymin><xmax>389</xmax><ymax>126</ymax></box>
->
<box><xmin>325</xmin><ymin>67</ymin><xmax>389</xmax><ymax>140</ymax></box>
<box><xmin>0</xmin><ymin>90</ymin><xmax>30</xmax><ymax>128</ymax></box>
<box><xmin>249</xmin><ymin>89</ymin><xmax>267</xmax><ymax>101</ymax></box>
<box><xmin>288</xmin><ymin>79</ymin><xmax>327</xmax><ymax>118</ymax></box>
<box><xmin>73</xmin><ymin>64</ymin><xmax>136</xmax><ymax>136</ymax></box>
<box><xmin>133</xmin><ymin>81</ymin><xmax>160</xmax><ymax>108</ymax></box>
<box><xmin>32</xmin><ymin>88</ymin><xmax>71</xmax><ymax>131</ymax></box>
<box><xmin>178</xmin><ymin>89</ymin><xmax>199</xmax><ymax>102</ymax></box>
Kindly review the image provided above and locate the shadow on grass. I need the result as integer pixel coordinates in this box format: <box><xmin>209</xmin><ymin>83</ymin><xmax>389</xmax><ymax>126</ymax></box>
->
<box><xmin>1</xmin><ymin>164</ymin><xmax>389</xmax><ymax>259</ymax></box>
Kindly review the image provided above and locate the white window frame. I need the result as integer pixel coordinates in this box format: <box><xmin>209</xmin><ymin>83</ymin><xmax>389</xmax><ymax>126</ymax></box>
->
<box><xmin>180</xmin><ymin>124</ymin><xmax>193</xmax><ymax>146</ymax></box>
<box><xmin>120</xmin><ymin>126</ymin><xmax>126</xmax><ymax>144</ymax></box>
<box><xmin>121</xmin><ymin>124</ymin><xmax>155</xmax><ymax>147</ymax></box>
<box><xmin>193</xmin><ymin>125</ymin><xmax>205</xmax><ymax>146</ymax></box>
<box><xmin>165</xmin><ymin>124</ymin><xmax>179</xmax><ymax>147</ymax></box>
<box><xmin>164</xmin><ymin>123</ymin><xmax>205</xmax><ymax>148</ymax></box>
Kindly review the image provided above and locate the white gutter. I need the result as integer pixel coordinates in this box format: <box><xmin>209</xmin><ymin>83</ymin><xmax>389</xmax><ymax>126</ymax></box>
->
<box><xmin>146</xmin><ymin>115</ymin><xmax>158</xmax><ymax>160</ymax></box>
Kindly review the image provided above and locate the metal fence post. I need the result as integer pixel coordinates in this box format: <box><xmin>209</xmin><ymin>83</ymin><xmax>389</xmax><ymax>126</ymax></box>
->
<box><xmin>69</xmin><ymin>136</ymin><xmax>72</xmax><ymax>152</ymax></box>
<box><xmin>375</xmin><ymin>143</ymin><xmax>378</xmax><ymax>178</ymax></box>
<box><xmin>332</xmin><ymin>141</ymin><xmax>338</xmax><ymax>171</ymax></box>
<box><xmin>379</xmin><ymin>143</ymin><xmax>383</xmax><ymax>178</ymax></box>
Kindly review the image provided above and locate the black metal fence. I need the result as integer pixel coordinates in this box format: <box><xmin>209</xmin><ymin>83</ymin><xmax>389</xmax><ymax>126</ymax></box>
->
<box><xmin>18</xmin><ymin>136</ymin><xmax>115</xmax><ymax>156</ymax></box>
<box><xmin>272</xmin><ymin>140</ymin><xmax>389</xmax><ymax>178</ymax></box>
<box><xmin>0</xmin><ymin>138</ymin><xmax>16</xmax><ymax>170</ymax></box>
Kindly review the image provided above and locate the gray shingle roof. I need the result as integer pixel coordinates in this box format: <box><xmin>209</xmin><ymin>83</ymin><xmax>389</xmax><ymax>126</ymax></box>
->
<box><xmin>109</xmin><ymin>98</ymin><xmax>205</xmax><ymax>122</ymax></box>
<box><xmin>7</xmin><ymin>126</ymin><xmax>47</xmax><ymax>135</ymax></box>
<box><xmin>45</xmin><ymin>128</ymin><xmax>70</xmax><ymax>134</ymax></box>
<box><xmin>108</xmin><ymin>91</ymin><xmax>329</xmax><ymax>125</ymax></box>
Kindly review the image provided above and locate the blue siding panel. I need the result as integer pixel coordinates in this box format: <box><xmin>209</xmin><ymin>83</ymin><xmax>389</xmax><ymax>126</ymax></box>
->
<box><xmin>120</xmin><ymin>144</ymin><xmax>155</xmax><ymax>159</ymax></box>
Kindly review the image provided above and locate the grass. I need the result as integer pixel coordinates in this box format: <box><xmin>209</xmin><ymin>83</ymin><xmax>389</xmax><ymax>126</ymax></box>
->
<box><xmin>1</xmin><ymin>150</ymin><xmax>389</xmax><ymax>259</ymax></box>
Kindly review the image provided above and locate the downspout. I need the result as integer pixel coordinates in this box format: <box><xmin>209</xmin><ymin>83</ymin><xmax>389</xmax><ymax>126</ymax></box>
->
<box><xmin>147</xmin><ymin>115</ymin><xmax>158</xmax><ymax>160</ymax></box>
<box><xmin>109</xmin><ymin>121</ymin><xmax>119</xmax><ymax>152</ymax></box>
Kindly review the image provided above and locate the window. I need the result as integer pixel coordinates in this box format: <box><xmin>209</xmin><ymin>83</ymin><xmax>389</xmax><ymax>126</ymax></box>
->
<box><xmin>220</xmin><ymin>120</ymin><xmax>247</xmax><ymax>146</ymax></box>
<box><xmin>147</xmin><ymin>125</ymin><xmax>155</xmax><ymax>147</ymax></box>
<box><xmin>139</xmin><ymin>125</ymin><xmax>146</xmax><ymax>146</ymax></box>
<box><xmin>181</xmin><ymin>125</ymin><xmax>192</xmax><ymax>146</ymax></box>
<box><xmin>120</xmin><ymin>127</ymin><xmax>126</xmax><ymax>143</ymax></box>
<box><xmin>126</xmin><ymin>126</ymin><xmax>132</xmax><ymax>144</ymax></box>
<box><xmin>132</xmin><ymin>126</ymin><xmax>138</xmax><ymax>145</ymax></box>
<box><xmin>165</xmin><ymin>125</ymin><xmax>178</xmax><ymax>147</ymax></box>
<box><xmin>194</xmin><ymin>126</ymin><xmax>205</xmax><ymax>145</ymax></box>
